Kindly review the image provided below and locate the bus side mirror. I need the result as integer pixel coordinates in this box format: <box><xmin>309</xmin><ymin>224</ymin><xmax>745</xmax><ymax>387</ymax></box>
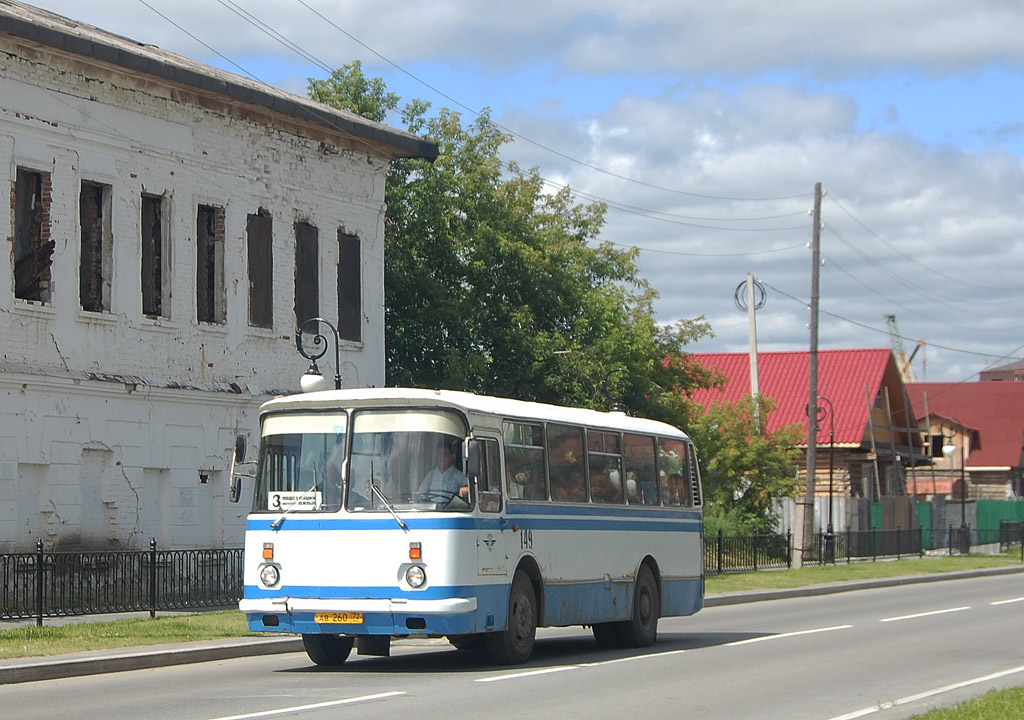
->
<box><xmin>465</xmin><ymin>439</ymin><xmax>482</xmax><ymax>478</ymax></box>
<box><xmin>229</xmin><ymin>435</ymin><xmax>247</xmax><ymax>503</ymax></box>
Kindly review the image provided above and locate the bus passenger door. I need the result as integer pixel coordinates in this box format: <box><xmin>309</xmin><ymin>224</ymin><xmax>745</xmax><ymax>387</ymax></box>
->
<box><xmin>472</xmin><ymin>437</ymin><xmax>507</xmax><ymax>576</ymax></box>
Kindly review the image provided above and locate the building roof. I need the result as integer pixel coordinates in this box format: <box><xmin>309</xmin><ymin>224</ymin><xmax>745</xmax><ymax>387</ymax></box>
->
<box><xmin>907</xmin><ymin>383</ymin><xmax>1024</xmax><ymax>470</ymax></box>
<box><xmin>688</xmin><ymin>349</ymin><xmax>902</xmax><ymax>446</ymax></box>
<box><xmin>0</xmin><ymin>0</ymin><xmax>437</xmax><ymax>161</ymax></box>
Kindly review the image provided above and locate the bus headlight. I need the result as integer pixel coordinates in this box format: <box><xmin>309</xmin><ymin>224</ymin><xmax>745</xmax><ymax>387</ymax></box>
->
<box><xmin>405</xmin><ymin>565</ymin><xmax>426</xmax><ymax>588</ymax></box>
<box><xmin>259</xmin><ymin>563</ymin><xmax>280</xmax><ymax>587</ymax></box>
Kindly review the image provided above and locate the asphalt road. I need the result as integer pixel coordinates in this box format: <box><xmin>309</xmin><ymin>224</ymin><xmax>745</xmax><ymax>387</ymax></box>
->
<box><xmin>3</xmin><ymin>567</ymin><xmax>1023</xmax><ymax>720</ymax></box>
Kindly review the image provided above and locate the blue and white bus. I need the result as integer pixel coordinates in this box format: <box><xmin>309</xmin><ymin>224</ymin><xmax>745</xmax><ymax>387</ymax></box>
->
<box><xmin>233</xmin><ymin>388</ymin><xmax>704</xmax><ymax>665</ymax></box>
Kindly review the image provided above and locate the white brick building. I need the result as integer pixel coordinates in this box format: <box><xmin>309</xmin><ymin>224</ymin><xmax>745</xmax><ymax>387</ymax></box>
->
<box><xmin>0</xmin><ymin>1</ymin><xmax>436</xmax><ymax>552</ymax></box>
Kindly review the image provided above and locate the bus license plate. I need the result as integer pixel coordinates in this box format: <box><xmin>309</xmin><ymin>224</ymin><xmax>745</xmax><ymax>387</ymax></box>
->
<box><xmin>315</xmin><ymin>612</ymin><xmax>363</xmax><ymax>624</ymax></box>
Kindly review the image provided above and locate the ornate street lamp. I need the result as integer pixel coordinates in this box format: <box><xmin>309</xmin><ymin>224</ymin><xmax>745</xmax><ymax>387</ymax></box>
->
<box><xmin>296</xmin><ymin>317</ymin><xmax>342</xmax><ymax>392</ymax></box>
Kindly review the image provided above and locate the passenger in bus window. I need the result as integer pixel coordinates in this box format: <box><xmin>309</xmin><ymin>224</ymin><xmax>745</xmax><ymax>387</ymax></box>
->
<box><xmin>549</xmin><ymin>431</ymin><xmax>586</xmax><ymax>502</ymax></box>
<box><xmin>664</xmin><ymin>473</ymin><xmax>690</xmax><ymax>507</ymax></box>
<box><xmin>418</xmin><ymin>439</ymin><xmax>468</xmax><ymax>502</ymax></box>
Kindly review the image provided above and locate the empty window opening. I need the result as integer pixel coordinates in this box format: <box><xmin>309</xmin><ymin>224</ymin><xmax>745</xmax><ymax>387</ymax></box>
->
<box><xmin>80</xmin><ymin>181</ymin><xmax>112</xmax><ymax>312</ymax></box>
<box><xmin>141</xmin><ymin>193</ymin><xmax>167</xmax><ymax>318</ymax></box>
<box><xmin>246</xmin><ymin>209</ymin><xmax>273</xmax><ymax>329</ymax></box>
<box><xmin>13</xmin><ymin>167</ymin><xmax>53</xmax><ymax>303</ymax></box>
<box><xmin>337</xmin><ymin>231</ymin><xmax>361</xmax><ymax>342</ymax></box>
<box><xmin>197</xmin><ymin>204</ymin><xmax>226</xmax><ymax>324</ymax></box>
<box><xmin>294</xmin><ymin>221</ymin><xmax>319</xmax><ymax>327</ymax></box>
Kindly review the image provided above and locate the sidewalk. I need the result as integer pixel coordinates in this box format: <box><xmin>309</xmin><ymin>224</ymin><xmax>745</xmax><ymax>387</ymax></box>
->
<box><xmin>3</xmin><ymin>565</ymin><xmax>1022</xmax><ymax>685</ymax></box>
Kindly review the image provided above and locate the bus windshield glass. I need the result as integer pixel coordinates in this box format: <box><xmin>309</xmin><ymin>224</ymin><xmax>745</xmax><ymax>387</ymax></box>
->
<box><xmin>346</xmin><ymin>409</ymin><xmax>471</xmax><ymax>512</ymax></box>
<box><xmin>254</xmin><ymin>414</ymin><xmax>347</xmax><ymax>513</ymax></box>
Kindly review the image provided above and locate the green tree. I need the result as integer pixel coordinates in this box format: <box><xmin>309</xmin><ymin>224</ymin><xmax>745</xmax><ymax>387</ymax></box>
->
<box><xmin>684</xmin><ymin>394</ymin><xmax>802</xmax><ymax>533</ymax></box>
<box><xmin>308</xmin><ymin>66</ymin><xmax>717</xmax><ymax>423</ymax></box>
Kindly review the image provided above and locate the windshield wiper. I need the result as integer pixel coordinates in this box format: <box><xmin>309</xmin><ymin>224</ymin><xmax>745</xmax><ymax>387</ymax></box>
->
<box><xmin>370</xmin><ymin>483</ymin><xmax>409</xmax><ymax>531</ymax></box>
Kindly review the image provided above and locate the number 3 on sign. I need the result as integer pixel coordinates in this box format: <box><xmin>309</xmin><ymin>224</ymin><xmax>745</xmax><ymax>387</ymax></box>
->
<box><xmin>520</xmin><ymin>528</ymin><xmax>533</xmax><ymax>549</ymax></box>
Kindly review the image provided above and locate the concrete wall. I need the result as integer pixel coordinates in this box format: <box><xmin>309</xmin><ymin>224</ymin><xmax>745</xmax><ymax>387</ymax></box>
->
<box><xmin>1</xmin><ymin>34</ymin><xmax>389</xmax><ymax>551</ymax></box>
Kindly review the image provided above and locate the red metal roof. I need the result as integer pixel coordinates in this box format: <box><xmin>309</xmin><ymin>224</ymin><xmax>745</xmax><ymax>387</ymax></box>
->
<box><xmin>907</xmin><ymin>382</ymin><xmax>1024</xmax><ymax>470</ymax></box>
<box><xmin>688</xmin><ymin>349</ymin><xmax>898</xmax><ymax>445</ymax></box>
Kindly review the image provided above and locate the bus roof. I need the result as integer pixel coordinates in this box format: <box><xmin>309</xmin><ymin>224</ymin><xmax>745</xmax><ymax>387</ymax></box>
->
<box><xmin>260</xmin><ymin>387</ymin><xmax>690</xmax><ymax>439</ymax></box>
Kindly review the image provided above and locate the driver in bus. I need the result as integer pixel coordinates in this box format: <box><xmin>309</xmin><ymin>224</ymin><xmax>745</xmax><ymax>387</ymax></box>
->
<box><xmin>418</xmin><ymin>439</ymin><xmax>469</xmax><ymax>502</ymax></box>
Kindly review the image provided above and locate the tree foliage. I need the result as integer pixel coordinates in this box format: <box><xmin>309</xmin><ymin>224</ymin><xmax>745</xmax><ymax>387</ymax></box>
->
<box><xmin>683</xmin><ymin>394</ymin><xmax>803</xmax><ymax>533</ymax></box>
<box><xmin>309</xmin><ymin>63</ymin><xmax>717</xmax><ymax>424</ymax></box>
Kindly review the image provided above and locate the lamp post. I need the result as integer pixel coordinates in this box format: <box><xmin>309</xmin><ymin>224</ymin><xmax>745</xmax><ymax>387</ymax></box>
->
<box><xmin>815</xmin><ymin>396</ymin><xmax>836</xmax><ymax>563</ymax></box>
<box><xmin>941</xmin><ymin>419</ymin><xmax>969</xmax><ymax>555</ymax></box>
<box><xmin>296</xmin><ymin>317</ymin><xmax>342</xmax><ymax>392</ymax></box>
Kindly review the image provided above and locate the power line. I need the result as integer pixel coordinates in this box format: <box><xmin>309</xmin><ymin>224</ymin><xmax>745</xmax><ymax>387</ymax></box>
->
<box><xmin>826</xmin><ymin>193</ymin><xmax>1019</xmax><ymax>294</ymax></box>
<box><xmin>205</xmin><ymin>0</ymin><xmax>812</xmax><ymax>206</ymax></box>
<box><xmin>760</xmin><ymin>280</ymin><xmax>1024</xmax><ymax>363</ymax></box>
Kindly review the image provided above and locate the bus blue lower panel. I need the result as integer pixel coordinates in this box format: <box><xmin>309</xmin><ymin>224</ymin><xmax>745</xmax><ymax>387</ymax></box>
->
<box><xmin>541</xmin><ymin>577</ymin><xmax>702</xmax><ymax>626</ymax></box>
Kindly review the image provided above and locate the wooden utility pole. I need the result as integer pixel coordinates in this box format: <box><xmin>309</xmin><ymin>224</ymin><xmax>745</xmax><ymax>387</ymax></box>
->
<box><xmin>800</xmin><ymin>182</ymin><xmax>823</xmax><ymax>567</ymax></box>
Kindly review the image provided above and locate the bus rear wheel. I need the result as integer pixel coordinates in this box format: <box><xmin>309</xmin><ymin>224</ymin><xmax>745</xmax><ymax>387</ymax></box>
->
<box><xmin>615</xmin><ymin>565</ymin><xmax>659</xmax><ymax>648</ymax></box>
<box><xmin>302</xmin><ymin>633</ymin><xmax>354</xmax><ymax>665</ymax></box>
<box><xmin>486</xmin><ymin>571</ymin><xmax>536</xmax><ymax>664</ymax></box>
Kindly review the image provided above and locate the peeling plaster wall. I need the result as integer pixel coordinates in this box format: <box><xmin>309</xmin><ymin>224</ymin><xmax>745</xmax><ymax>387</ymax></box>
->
<box><xmin>0</xmin><ymin>36</ymin><xmax>389</xmax><ymax>551</ymax></box>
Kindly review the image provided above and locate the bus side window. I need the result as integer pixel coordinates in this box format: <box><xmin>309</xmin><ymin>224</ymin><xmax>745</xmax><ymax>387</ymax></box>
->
<box><xmin>548</xmin><ymin>424</ymin><xmax>587</xmax><ymax>502</ymax></box>
<box><xmin>588</xmin><ymin>430</ymin><xmax>622</xmax><ymax>504</ymax></box>
<box><xmin>475</xmin><ymin>438</ymin><xmax>502</xmax><ymax>513</ymax></box>
<box><xmin>504</xmin><ymin>421</ymin><xmax>546</xmax><ymax>500</ymax></box>
<box><xmin>624</xmin><ymin>433</ymin><xmax>659</xmax><ymax>505</ymax></box>
<box><xmin>659</xmin><ymin>437</ymin><xmax>691</xmax><ymax>507</ymax></box>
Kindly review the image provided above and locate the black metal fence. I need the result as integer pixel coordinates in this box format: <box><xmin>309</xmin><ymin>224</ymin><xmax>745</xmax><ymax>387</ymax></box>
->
<box><xmin>705</xmin><ymin>523</ymin><xmax>1024</xmax><ymax>573</ymax></box>
<box><xmin>705</xmin><ymin>530</ymin><xmax>793</xmax><ymax>573</ymax></box>
<box><xmin>1</xmin><ymin>539</ymin><xmax>243</xmax><ymax>626</ymax></box>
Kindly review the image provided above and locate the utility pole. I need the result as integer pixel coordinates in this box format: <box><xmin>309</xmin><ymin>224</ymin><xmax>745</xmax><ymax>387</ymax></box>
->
<box><xmin>800</xmin><ymin>182</ymin><xmax>823</xmax><ymax>567</ymax></box>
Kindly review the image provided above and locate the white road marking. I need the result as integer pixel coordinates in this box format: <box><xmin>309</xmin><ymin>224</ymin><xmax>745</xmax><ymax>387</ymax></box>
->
<box><xmin>827</xmin><ymin>664</ymin><xmax>1024</xmax><ymax>719</ymax></box>
<box><xmin>206</xmin><ymin>691</ymin><xmax>406</xmax><ymax>720</ymax></box>
<box><xmin>991</xmin><ymin>597</ymin><xmax>1024</xmax><ymax>605</ymax></box>
<box><xmin>880</xmin><ymin>606</ymin><xmax>970</xmax><ymax>623</ymax></box>
<box><xmin>476</xmin><ymin>665</ymin><xmax>578</xmax><ymax>682</ymax></box>
<box><xmin>725</xmin><ymin>625</ymin><xmax>852</xmax><ymax>646</ymax></box>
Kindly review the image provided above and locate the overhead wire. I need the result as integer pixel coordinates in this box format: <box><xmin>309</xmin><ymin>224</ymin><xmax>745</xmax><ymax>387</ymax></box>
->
<box><xmin>826</xmin><ymin>193</ymin><xmax>1018</xmax><ymax>294</ymax></box>
<box><xmin>218</xmin><ymin>0</ymin><xmax>812</xmax><ymax>206</ymax></box>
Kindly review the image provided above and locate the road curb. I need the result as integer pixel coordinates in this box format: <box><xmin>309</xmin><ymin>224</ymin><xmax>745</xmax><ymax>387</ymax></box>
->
<box><xmin>0</xmin><ymin>636</ymin><xmax>304</xmax><ymax>685</ymax></box>
<box><xmin>703</xmin><ymin>564</ymin><xmax>1024</xmax><ymax>606</ymax></box>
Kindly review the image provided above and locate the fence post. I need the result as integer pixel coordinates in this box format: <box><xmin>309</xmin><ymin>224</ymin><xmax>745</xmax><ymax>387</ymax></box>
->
<box><xmin>753</xmin><ymin>530</ymin><xmax>759</xmax><ymax>572</ymax></box>
<box><xmin>35</xmin><ymin>538</ymin><xmax>44</xmax><ymax>627</ymax></box>
<box><xmin>896</xmin><ymin>524</ymin><xmax>901</xmax><ymax>560</ymax></box>
<box><xmin>787</xmin><ymin>530</ymin><xmax>792</xmax><ymax>569</ymax></box>
<box><xmin>717</xmin><ymin>529</ymin><xmax>723</xmax><ymax>575</ymax></box>
<box><xmin>948</xmin><ymin>524</ymin><xmax>953</xmax><ymax>556</ymax></box>
<box><xmin>149</xmin><ymin>538</ymin><xmax>157</xmax><ymax>619</ymax></box>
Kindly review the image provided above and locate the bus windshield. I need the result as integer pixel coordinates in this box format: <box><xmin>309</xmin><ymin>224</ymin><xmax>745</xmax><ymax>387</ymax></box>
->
<box><xmin>255</xmin><ymin>413</ymin><xmax>347</xmax><ymax>513</ymax></box>
<box><xmin>346</xmin><ymin>409</ymin><xmax>471</xmax><ymax>513</ymax></box>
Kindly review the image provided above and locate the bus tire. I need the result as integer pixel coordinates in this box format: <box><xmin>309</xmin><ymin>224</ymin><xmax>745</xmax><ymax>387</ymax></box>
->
<box><xmin>302</xmin><ymin>633</ymin><xmax>354</xmax><ymax>665</ymax></box>
<box><xmin>591</xmin><ymin>622</ymin><xmax>623</xmax><ymax>649</ymax></box>
<box><xmin>615</xmin><ymin>565</ymin><xmax>659</xmax><ymax>648</ymax></box>
<box><xmin>486</xmin><ymin>571</ymin><xmax>537</xmax><ymax>664</ymax></box>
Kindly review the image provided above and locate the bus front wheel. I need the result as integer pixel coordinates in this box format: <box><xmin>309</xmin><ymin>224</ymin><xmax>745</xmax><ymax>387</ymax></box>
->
<box><xmin>302</xmin><ymin>633</ymin><xmax>354</xmax><ymax>665</ymax></box>
<box><xmin>486</xmin><ymin>571</ymin><xmax>536</xmax><ymax>664</ymax></box>
<box><xmin>615</xmin><ymin>565</ymin><xmax>659</xmax><ymax>648</ymax></box>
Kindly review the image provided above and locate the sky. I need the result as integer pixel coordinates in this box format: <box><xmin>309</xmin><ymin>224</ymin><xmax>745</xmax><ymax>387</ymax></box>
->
<box><xmin>24</xmin><ymin>0</ymin><xmax>1024</xmax><ymax>383</ymax></box>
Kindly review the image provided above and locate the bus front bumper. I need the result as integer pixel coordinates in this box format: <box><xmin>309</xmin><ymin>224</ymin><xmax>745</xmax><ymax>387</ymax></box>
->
<box><xmin>239</xmin><ymin>596</ymin><xmax>479</xmax><ymax>636</ymax></box>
